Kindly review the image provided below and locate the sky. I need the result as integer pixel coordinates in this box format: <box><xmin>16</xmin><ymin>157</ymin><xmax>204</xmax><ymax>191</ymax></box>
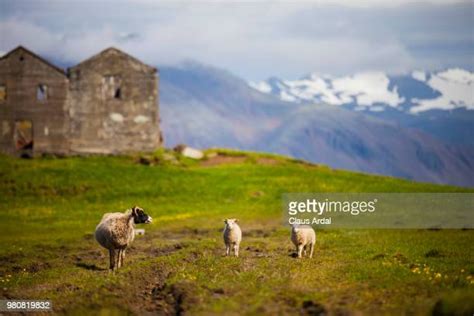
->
<box><xmin>0</xmin><ymin>0</ymin><xmax>473</xmax><ymax>80</ymax></box>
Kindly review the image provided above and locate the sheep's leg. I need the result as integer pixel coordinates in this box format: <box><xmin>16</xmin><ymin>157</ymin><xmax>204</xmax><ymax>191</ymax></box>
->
<box><xmin>309</xmin><ymin>243</ymin><xmax>315</xmax><ymax>259</ymax></box>
<box><xmin>115</xmin><ymin>250</ymin><xmax>121</xmax><ymax>270</ymax></box>
<box><xmin>234</xmin><ymin>244</ymin><xmax>239</xmax><ymax>257</ymax></box>
<box><xmin>297</xmin><ymin>244</ymin><xmax>304</xmax><ymax>258</ymax></box>
<box><xmin>120</xmin><ymin>249</ymin><xmax>126</xmax><ymax>267</ymax></box>
<box><xmin>117</xmin><ymin>249</ymin><xmax>123</xmax><ymax>268</ymax></box>
<box><xmin>225</xmin><ymin>244</ymin><xmax>230</xmax><ymax>256</ymax></box>
<box><xmin>303</xmin><ymin>245</ymin><xmax>307</xmax><ymax>257</ymax></box>
<box><xmin>109</xmin><ymin>249</ymin><xmax>116</xmax><ymax>271</ymax></box>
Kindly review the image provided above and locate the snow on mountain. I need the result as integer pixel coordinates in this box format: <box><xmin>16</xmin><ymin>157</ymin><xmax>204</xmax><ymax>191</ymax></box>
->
<box><xmin>410</xmin><ymin>68</ymin><xmax>474</xmax><ymax>113</ymax></box>
<box><xmin>332</xmin><ymin>72</ymin><xmax>404</xmax><ymax>108</ymax></box>
<box><xmin>250</xmin><ymin>68</ymin><xmax>474</xmax><ymax>113</ymax></box>
<box><xmin>248</xmin><ymin>81</ymin><xmax>272</xmax><ymax>94</ymax></box>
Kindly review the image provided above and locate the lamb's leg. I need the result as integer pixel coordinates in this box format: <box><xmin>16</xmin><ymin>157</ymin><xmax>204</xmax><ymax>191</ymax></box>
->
<box><xmin>297</xmin><ymin>244</ymin><xmax>304</xmax><ymax>258</ymax></box>
<box><xmin>234</xmin><ymin>244</ymin><xmax>239</xmax><ymax>257</ymax></box>
<box><xmin>109</xmin><ymin>249</ymin><xmax>116</xmax><ymax>271</ymax></box>
<box><xmin>309</xmin><ymin>243</ymin><xmax>315</xmax><ymax>259</ymax></box>
<box><xmin>225</xmin><ymin>244</ymin><xmax>230</xmax><ymax>256</ymax></box>
<box><xmin>303</xmin><ymin>245</ymin><xmax>307</xmax><ymax>257</ymax></box>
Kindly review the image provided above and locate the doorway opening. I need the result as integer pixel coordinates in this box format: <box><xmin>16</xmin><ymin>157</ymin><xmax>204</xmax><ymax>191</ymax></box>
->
<box><xmin>14</xmin><ymin>120</ymin><xmax>33</xmax><ymax>158</ymax></box>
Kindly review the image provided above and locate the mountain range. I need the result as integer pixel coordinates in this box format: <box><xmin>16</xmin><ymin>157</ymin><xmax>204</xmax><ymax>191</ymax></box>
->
<box><xmin>159</xmin><ymin>62</ymin><xmax>474</xmax><ymax>187</ymax></box>
<box><xmin>250</xmin><ymin>69</ymin><xmax>474</xmax><ymax>146</ymax></box>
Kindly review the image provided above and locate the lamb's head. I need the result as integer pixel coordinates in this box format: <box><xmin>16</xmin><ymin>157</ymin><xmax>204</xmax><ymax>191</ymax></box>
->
<box><xmin>291</xmin><ymin>224</ymin><xmax>301</xmax><ymax>231</ymax></box>
<box><xmin>131</xmin><ymin>206</ymin><xmax>152</xmax><ymax>224</ymax></box>
<box><xmin>224</xmin><ymin>218</ymin><xmax>238</xmax><ymax>229</ymax></box>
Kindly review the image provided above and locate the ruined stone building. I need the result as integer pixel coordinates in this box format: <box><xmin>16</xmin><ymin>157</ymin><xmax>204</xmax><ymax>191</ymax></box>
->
<box><xmin>0</xmin><ymin>46</ymin><xmax>162</xmax><ymax>156</ymax></box>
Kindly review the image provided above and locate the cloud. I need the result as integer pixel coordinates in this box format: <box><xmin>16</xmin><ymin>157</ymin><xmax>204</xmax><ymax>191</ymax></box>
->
<box><xmin>0</xmin><ymin>1</ymin><xmax>472</xmax><ymax>80</ymax></box>
<box><xmin>0</xmin><ymin>19</ymin><xmax>119</xmax><ymax>62</ymax></box>
<box><xmin>306</xmin><ymin>0</ymin><xmax>467</xmax><ymax>7</ymax></box>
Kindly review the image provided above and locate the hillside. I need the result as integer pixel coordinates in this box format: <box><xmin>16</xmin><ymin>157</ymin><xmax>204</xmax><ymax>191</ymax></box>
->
<box><xmin>159</xmin><ymin>62</ymin><xmax>474</xmax><ymax>187</ymax></box>
<box><xmin>260</xmin><ymin>105</ymin><xmax>474</xmax><ymax>187</ymax></box>
<box><xmin>0</xmin><ymin>152</ymin><xmax>473</xmax><ymax>315</ymax></box>
<box><xmin>160</xmin><ymin>62</ymin><xmax>291</xmax><ymax>149</ymax></box>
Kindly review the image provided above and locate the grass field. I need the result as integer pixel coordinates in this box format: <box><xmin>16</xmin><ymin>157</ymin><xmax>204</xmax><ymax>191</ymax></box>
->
<box><xmin>0</xmin><ymin>149</ymin><xmax>473</xmax><ymax>315</ymax></box>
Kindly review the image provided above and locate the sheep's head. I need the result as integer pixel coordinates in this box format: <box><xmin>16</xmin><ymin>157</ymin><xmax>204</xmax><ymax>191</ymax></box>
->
<box><xmin>224</xmin><ymin>218</ymin><xmax>238</xmax><ymax>229</ymax></box>
<box><xmin>132</xmin><ymin>206</ymin><xmax>152</xmax><ymax>224</ymax></box>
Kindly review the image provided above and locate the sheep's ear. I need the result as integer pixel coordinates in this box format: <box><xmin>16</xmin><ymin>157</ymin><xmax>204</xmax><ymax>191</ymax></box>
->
<box><xmin>234</xmin><ymin>219</ymin><xmax>239</xmax><ymax>222</ymax></box>
<box><xmin>223</xmin><ymin>219</ymin><xmax>227</xmax><ymax>223</ymax></box>
<box><xmin>132</xmin><ymin>207</ymin><xmax>138</xmax><ymax>216</ymax></box>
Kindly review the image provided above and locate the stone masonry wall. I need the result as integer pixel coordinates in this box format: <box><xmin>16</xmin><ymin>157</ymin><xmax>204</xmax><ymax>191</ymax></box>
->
<box><xmin>67</xmin><ymin>48</ymin><xmax>161</xmax><ymax>154</ymax></box>
<box><xmin>0</xmin><ymin>48</ymin><xmax>70</xmax><ymax>156</ymax></box>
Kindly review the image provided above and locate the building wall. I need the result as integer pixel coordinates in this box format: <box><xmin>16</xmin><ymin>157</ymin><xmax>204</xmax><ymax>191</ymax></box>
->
<box><xmin>0</xmin><ymin>48</ymin><xmax>70</xmax><ymax>156</ymax></box>
<box><xmin>68</xmin><ymin>49</ymin><xmax>161</xmax><ymax>154</ymax></box>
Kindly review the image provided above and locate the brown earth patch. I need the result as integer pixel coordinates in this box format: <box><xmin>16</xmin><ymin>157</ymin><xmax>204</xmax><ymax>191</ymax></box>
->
<box><xmin>155</xmin><ymin>227</ymin><xmax>219</xmax><ymax>239</ymax></box>
<box><xmin>245</xmin><ymin>228</ymin><xmax>277</xmax><ymax>238</ymax></box>
<box><xmin>201</xmin><ymin>155</ymin><xmax>247</xmax><ymax>166</ymax></box>
<box><xmin>256</xmin><ymin>157</ymin><xmax>280</xmax><ymax>165</ymax></box>
<box><xmin>201</xmin><ymin>154</ymin><xmax>281</xmax><ymax>167</ymax></box>
<box><xmin>141</xmin><ymin>243</ymin><xmax>188</xmax><ymax>257</ymax></box>
<box><xmin>302</xmin><ymin>300</ymin><xmax>328</xmax><ymax>316</ymax></box>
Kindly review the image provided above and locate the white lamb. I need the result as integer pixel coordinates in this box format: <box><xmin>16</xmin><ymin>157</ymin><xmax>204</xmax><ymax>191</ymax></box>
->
<box><xmin>223</xmin><ymin>219</ymin><xmax>242</xmax><ymax>257</ymax></box>
<box><xmin>291</xmin><ymin>224</ymin><xmax>316</xmax><ymax>258</ymax></box>
<box><xmin>95</xmin><ymin>206</ymin><xmax>152</xmax><ymax>271</ymax></box>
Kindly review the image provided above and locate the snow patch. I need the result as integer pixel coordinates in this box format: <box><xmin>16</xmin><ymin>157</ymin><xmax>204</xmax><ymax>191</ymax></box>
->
<box><xmin>332</xmin><ymin>72</ymin><xmax>404</xmax><ymax>107</ymax></box>
<box><xmin>437</xmin><ymin>68</ymin><xmax>474</xmax><ymax>84</ymax></box>
<box><xmin>411</xmin><ymin>69</ymin><xmax>474</xmax><ymax>113</ymax></box>
<box><xmin>249</xmin><ymin>68</ymin><xmax>474</xmax><ymax>114</ymax></box>
<box><xmin>412</xmin><ymin>70</ymin><xmax>426</xmax><ymax>82</ymax></box>
<box><xmin>280</xmin><ymin>90</ymin><xmax>298</xmax><ymax>102</ymax></box>
<box><xmin>275</xmin><ymin>72</ymin><xmax>404</xmax><ymax>107</ymax></box>
<box><xmin>248</xmin><ymin>81</ymin><xmax>272</xmax><ymax>93</ymax></box>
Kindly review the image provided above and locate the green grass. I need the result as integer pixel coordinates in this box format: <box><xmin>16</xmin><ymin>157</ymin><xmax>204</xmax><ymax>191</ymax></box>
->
<box><xmin>0</xmin><ymin>151</ymin><xmax>473</xmax><ymax>315</ymax></box>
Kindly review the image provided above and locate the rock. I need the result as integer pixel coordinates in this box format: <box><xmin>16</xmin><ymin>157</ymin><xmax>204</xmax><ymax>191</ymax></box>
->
<box><xmin>174</xmin><ymin>144</ymin><xmax>204</xmax><ymax>159</ymax></box>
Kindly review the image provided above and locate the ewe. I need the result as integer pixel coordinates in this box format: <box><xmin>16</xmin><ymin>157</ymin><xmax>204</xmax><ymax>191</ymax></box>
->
<box><xmin>291</xmin><ymin>224</ymin><xmax>316</xmax><ymax>258</ymax></box>
<box><xmin>95</xmin><ymin>206</ymin><xmax>152</xmax><ymax>271</ymax></box>
<box><xmin>223</xmin><ymin>219</ymin><xmax>242</xmax><ymax>257</ymax></box>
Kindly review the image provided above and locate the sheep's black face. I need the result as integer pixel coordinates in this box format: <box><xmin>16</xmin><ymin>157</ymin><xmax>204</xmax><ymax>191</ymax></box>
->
<box><xmin>132</xmin><ymin>206</ymin><xmax>152</xmax><ymax>224</ymax></box>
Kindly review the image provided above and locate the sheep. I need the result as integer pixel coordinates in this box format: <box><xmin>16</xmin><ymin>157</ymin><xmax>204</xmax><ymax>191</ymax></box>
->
<box><xmin>95</xmin><ymin>206</ymin><xmax>152</xmax><ymax>271</ymax></box>
<box><xmin>291</xmin><ymin>224</ymin><xmax>316</xmax><ymax>258</ymax></box>
<box><xmin>223</xmin><ymin>218</ymin><xmax>242</xmax><ymax>257</ymax></box>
